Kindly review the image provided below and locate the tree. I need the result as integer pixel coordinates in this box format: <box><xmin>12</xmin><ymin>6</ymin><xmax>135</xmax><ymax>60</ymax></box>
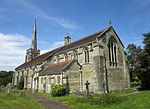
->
<box><xmin>126</xmin><ymin>44</ymin><xmax>141</xmax><ymax>82</ymax></box>
<box><xmin>0</xmin><ymin>71</ymin><xmax>14</xmax><ymax>86</ymax></box>
<box><xmin>136</xmin><ymin>33</ymin><xmax>150</xmax><ymax>90</ymax></box>
<box><xmin>127</xmin><ymin>33</ymin><xmax>150</xmax><ymax>90</ymax></box>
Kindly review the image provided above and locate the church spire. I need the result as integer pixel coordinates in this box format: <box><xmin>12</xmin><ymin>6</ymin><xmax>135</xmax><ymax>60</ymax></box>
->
<box><xmin>25</xmin><ymin>18</ymin><xmax>40</xmax><ymax>62</ymax></box>
<box><xmin>31</xmin><ymin>18</ymin><xmax>37</xmax><ymax>51</ymax></box>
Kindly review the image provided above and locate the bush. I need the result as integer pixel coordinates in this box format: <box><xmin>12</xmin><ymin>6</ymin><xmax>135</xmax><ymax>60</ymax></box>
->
<box><xmin>130</xmin><ymin>82</ymin><xmax>140</xmax><ymax>87</ymax></box>
<box><xmin>51</xmin><ymin>84</ymin><xmax>67</xmax><ymax>97</ymax></box>
<box><xmin>0</xmin><ymin>71</ymin><xmax>14</xmax><ymax>86</ymax></box>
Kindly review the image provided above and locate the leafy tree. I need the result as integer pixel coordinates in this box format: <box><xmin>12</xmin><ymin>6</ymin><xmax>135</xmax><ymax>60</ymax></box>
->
<box><xmin>127</xmin><ymin>32</ymin><xmax>150</xmax><ymax>90</ymax></box>
<box><xmin>126</xmin><ymin>44</ymin><xmax>141</xmax><ymax>82</ymax></box>
<box><xmin>136</xmin><ymin>33</ymin><xmax>150</xmax><ymax>90</ymax></box>
<box><xmin>0</xmin><ymin>71</ymin><xmax>14</xmax><ymax>86</ymax></box>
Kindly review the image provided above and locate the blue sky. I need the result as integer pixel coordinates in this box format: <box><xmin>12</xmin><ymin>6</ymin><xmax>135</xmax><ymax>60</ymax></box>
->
<box><xmin>0</xmin><ymin>0</ymin><xmax>150</xmax><ymax>71</ymax></box>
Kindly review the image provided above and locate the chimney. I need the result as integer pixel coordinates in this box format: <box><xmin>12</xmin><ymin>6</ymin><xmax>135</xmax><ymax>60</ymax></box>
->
<box><xmin>64</xmin><ymin>35</ymin><xmax>71</xmax><ymax>45</ymax></box>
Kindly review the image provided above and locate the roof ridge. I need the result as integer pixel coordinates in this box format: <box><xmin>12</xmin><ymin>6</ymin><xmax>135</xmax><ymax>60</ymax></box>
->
<box><xmin>15</xmin><ymin>26</ymin><xmax>110</xmax><ymax>71</ymax></box>
<box><xmin>66</xmin><ymin>28</ymin><xmax>108</xmax><ymax>46</ymax></box>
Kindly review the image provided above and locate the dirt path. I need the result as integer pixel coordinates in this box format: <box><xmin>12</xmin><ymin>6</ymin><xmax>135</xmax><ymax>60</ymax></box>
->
<box><xmin>27</xmin><ymin>93</ymin><xmax>69</xmax><ymax>109</ymax></box>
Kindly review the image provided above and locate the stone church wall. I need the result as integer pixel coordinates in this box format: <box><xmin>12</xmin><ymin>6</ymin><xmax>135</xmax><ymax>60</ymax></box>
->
<box><xmin>82</xmin><ymin>63</ymin><xmax>95</xmax><ymax>92</ymax></box>
<box><xmin>65</xmin><ymin>62</ymin><xmax>80</xmax><ymax>92</ymax></box>
<box><xmin>14</xmin><ymin>27</ymin><xmax>130</xmax><ymax>93</ymax></box>
<box><xmin>103</xmin><ymin>29</ymin><xmax>130</xmax><ymax>91</ymax></box>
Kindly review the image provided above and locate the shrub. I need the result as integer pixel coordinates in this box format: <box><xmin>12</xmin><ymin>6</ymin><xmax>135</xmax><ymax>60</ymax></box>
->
<box><xmin>51</xmin><ymin>84</ymin><xmax>67</xmax><ymax>97</ymax></box>
<box><xmin>130</xmin><ymin>82</ymin><xmax>141</xmax><ymax>87</ymax></box>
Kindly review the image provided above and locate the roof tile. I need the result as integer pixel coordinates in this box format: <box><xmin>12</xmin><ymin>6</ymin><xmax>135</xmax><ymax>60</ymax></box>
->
<box><xmin>15</xmin><ymin>27</ymin><xmax>109</xmax><ymax>71</ymax></box>
<box><xmin>39</xmin><ymin>60</ymin><xmax>73</xmax><ymax>75</ymax></box>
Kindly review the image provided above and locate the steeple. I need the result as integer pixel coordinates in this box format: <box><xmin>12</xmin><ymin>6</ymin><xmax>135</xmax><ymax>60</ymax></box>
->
<box><xmin>31</xmin><ymin>18</ymin><xmax>37</xmax><ymax>51</ymax></box>
<box><xmin>25</xmin><ymin>18</ymin><xmax>40</xmax><ymax>62</ymax></box>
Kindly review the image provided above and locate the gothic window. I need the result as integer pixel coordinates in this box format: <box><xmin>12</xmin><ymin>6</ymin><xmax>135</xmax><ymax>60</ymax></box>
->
<box><xmin>57</xmin><ymin>76</ymin><xmax>60</xmax><ymax>84</ymax></box>
<box><xmin>84</xmin><ymin>47</ymin><xmax>89</xmax><ymax>63</ymax></box>
<box><xmin>17</xmin><ymin>76</ymin><xmax>19</xmax><ymax>84</ymax></box>
<box><xmin>64</xmin><ymin>53</ymin><xmax>68</xmax><ymax>61</ymax></box>
<box><xmin>54</xmin><ymin>77</ymin><xmax>56</xmax><ymax>83</ymax></box>
<box><xmin>108</xmin><ymin>37</ymin><xmax>118</xmax><ymax>66</ymax></box>
<box><xmin>49</xmin><ymin>77</ymin><xmax>51</xmax><ymax>85</ymax></box>
<box><xmin>72</xmin><ymin>50</ymin><xmax>78</xmax><ymax>60</ymax></box>
<box><xmin>89</xmin><ymin>43</ymin><xmax>93</xmax><ymax>51</ymax></box>
<box><xmin>41</xmin><ymin>77</ymin><xmax>43</xmax><ymax>84</ymax></box>
<box><xmin>44</xmin><ymin>77</ymin><xmax>46</xmax><ymax>84</ymax></box>
<box><xmin>27</xmin><ymin>70</ymin><xmax>30</xmax><ymax>83</ymax></box>
<box><xmin>55</xmin><ymin>55</ymin><xmax>60</xmax><ymax>63</ymax></box>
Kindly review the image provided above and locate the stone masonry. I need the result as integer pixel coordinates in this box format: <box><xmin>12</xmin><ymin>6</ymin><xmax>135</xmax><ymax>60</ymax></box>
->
<box><xmin>13</xmin><ymin>21</ymin><xmax>130</xmax><ymax>93</ymax></box>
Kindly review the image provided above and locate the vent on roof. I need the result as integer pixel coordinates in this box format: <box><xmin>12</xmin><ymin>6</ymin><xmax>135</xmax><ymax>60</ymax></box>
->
<box><xmin>64</xmin><ymin>35</ymin><xmax>71</xmax><ymax>45</ymax></box>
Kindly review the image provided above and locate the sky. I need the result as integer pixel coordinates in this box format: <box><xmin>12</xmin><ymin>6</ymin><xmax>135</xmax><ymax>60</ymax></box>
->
<box><xmin>0</xmin><ymin>0</ymin><xmax>150</xmax><ymax>71</ymax></box>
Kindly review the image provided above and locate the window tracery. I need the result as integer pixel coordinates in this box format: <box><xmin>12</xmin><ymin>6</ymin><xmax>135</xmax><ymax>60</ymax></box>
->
<box><xmin>108</xmin><ymin>37</ymin><xmax>118</xmax><ymax>66</ymax></box>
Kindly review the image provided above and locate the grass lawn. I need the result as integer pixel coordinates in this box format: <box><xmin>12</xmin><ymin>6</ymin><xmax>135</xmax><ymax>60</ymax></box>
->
<box><xmin>0</xmin><ymin>92</ymin><xmax>45</xmax><ymax>109</ymax></box>
<box><xmin>38</xmin><ymin>90</ymin><xmax>150</xmax><ymax>109</ymax></box>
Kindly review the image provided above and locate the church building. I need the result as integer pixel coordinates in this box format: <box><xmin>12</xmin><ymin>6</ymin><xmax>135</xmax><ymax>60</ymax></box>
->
<box><xmin>13</xmin><ymin>20</ymin><xmax>130</xmax><ymax>93</ymax></box>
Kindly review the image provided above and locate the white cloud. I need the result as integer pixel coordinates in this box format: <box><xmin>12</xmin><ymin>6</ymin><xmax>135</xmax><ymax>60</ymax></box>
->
<box><xmin>0</xmin><ymin>33</ymin><xmax>30</xmax><ymax>71</ymax></box>
<box><xmin>44</xmin><ymin>16</ymin><xmax>77</xmax><ymax>30</ymax></box>
<box><xmin>0</xmin><ymin>32</ymin><xmax>64</xmax><ymax>70</ymax></box>
<box><xmin>16</xmin><ymin>0</ymin><xmax>78</xmax><ymax>29</ymax></box>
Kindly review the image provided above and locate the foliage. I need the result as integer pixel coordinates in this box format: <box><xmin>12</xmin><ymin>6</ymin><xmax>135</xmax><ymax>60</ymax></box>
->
<box><xmin>126</xmin><ymin>44</ymin><xmax>141</xmax><ymax>82</ymax></box>
<box><xmin>136</xmin><ymin>33</ymin><xmax>150</xmax><ymax>90</ymax></box>
<box><xmin>39</xmin><ymin>90</ymin><xmax>150</xmax><ymax>109</ymax></box>
<box><xmin>0</xmin><ymin>71</ymin><xmax>14</xmax><ymax>86</ymax></box>
<box><xmin>51</xmin><ymin>84</ymin><xmax>67</xmax><ymax>97</ymax></box>
<box><xmin>126</xmin><ymin>32</ymin><xmax>150</xmax><ymax>90</ymax></box>
<box><xmin>17</xmin><ymin>77</ymin><xmax>24</xmax><ymax>90</ymax></box>
<box><xmin>130</xmin><ymin>82</ymin><xmax>141</xmax><ymax>88</ymax></box>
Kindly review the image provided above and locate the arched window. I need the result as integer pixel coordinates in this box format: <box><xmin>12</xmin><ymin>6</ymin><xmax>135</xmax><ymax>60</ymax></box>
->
<box><xmin>83</xmin><ymin>47</ymin><xmax>89</xmax><ymax>63</ymax></box>
<box><xmin>49</xmin><ymin>77</ymin><xmax>51</xmax><ymax>85</ymax></box>
<box><xmin>57</xmin><ymin>76</ymin><xmax>60</xmax><ymax>84</ymax></box>
<box><xmin>64</xmin><ymin>53</ymin><xmax>68</xmax><ymax>61</ymax></box>
<box><xmin>41</xmin><ymin>77</ymin><xmax>43</xmax><ymax>84</ymax></box>
<box><xmin>55</xmin><ymin>55</ymin><xmax>60</xmax><ymax>62</ymax></box>
<box><xmin>108</xmin><ymin>37</ymin><xmax>118</xmax><ymax>66</ymax></box>
<box><xmin>72</xmin><ymin>50</ymin><xmax>78</xmax><ymax>60</ymax></box>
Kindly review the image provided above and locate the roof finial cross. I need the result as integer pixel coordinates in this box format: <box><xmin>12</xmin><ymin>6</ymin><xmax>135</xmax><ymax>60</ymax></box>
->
<box><xmin>109</xmin><ymin>21</ymin><xmax>112</xmax><ymax>26</ymax></box>
<box><xmin>66</xmin><ymin>33</ymin><xmax>69</xmax><ymax>36</ymax></box>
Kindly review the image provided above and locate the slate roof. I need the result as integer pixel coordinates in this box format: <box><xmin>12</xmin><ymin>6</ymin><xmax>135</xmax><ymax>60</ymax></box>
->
<box><xmin>39</xmin><ymin>60</ymin><xmax>76</xmax><ymax>76</ymax></box>
<box><xmin>15</xmin><ymin>48</ymin><xmax>61</xmax><ymax>70</ymax></box>
<box><xmin>56</xmin><ymin>28</ymin><xmax>108</xmax><ymax>54</ymax></box>
<box><xmin>15</xmin><ymin>26</ymin><xmax>110</xmax><ymax>71</ymax></box>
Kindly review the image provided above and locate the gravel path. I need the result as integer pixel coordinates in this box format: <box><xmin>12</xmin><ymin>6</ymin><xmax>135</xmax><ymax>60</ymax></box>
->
<box><xmin>28</xmin><ymin>93</ymin><xmax>69</xmax><ymax>109</ymax></box>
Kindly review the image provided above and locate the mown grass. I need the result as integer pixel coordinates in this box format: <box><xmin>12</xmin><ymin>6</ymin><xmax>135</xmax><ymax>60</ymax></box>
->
<box><xmin>0</xmin><ymin>92</ymin><xmax>45</xmax><ymax>109</ymax></box>
<box><xmin>38</xmin><ymin>89</ymin><xmax>150</xmax><ymax>109</ymax></box>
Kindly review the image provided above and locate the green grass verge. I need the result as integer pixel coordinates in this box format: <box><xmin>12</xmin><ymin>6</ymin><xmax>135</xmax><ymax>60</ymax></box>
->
<box><xmin>38</xmin><ymin>89</ymin><xmax>150</xmax><ymax>109</ymax></box>
<box><xmin>0</xmin><ymin>92</ymin><xmax>45</xmax><ymax>109</ymax></box>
